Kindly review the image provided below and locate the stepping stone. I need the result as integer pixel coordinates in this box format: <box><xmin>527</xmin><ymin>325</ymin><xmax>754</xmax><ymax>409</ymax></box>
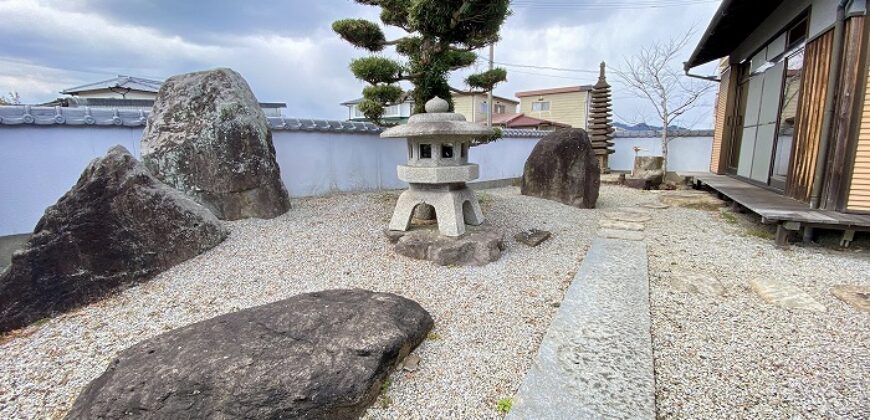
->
<box><xmin>514</xmin><ymin>229</ymin><xmax>552</xmax><ymax>247</ymax></box>
<box><xmin>750</xmin><ymin>279</ymin><xmax>826</xmax><ymax>312</ymax></box>
<box><xmin>599</xmin><ymin>219</ymin><xmax>645</xmax><ymax>231</ymax></box>
<box><xmin>831</xmin><ymin>285</ymin><xmax>870</xmax><ymax>313</ymax></box>
<box><xmin>638</xmin><ymin>202</ymin><xmax>669</xmax><ymax>210</ymax></box>
<box><xmin>597</xmin><ymin>229</ymin><xmax>644</xmax><ymax>241</ymax></box>
<box><xmin>659</xmin><ymin>191</ymin><xmax>725</xmax><ymax>210</ymax></box>
<box><xmin>603</xmin><ymin>210</ymin><xmax>652</xmax><ymax>223</ymax></box>
<box><xmin>667</xmin><ymin>272</ymin><xmax>725</xmax><ymax>297</ymax></box>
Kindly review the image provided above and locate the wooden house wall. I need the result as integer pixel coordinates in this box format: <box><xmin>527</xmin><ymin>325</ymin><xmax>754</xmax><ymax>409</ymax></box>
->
<box><xmin>710</xmin><ymin>66</ymin><xmax>733</xmax><ymax>174</ymax></box>
<box><xmin>848</xmin><ymin>19</ymin><xmax>870</xmax><ymax>211</ymax></box>
<box><xmin>785</xmin><ymin>30</ymin><xmax>834</xmax><ymax>201</ymax></box>
<box><xmin>824</xmin><ymin>16</ymin><xmax>866</xmax><ymax>210</ymax></box>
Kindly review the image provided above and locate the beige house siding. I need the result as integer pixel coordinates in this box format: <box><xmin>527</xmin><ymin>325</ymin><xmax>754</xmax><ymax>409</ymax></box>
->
<box><xmin>519</xmin><ymin>91</ymin><xmax>589</xmax><ymax>128</ymax></box>
<box><xmin>847</xmin><ymin>59</ymin><xmax>870</xmax><ymax>211</ymax></box>
<box><xmin>452</xmin><ymin>93</ymin><xmax>518</xmax><ymax>123</ymax></box>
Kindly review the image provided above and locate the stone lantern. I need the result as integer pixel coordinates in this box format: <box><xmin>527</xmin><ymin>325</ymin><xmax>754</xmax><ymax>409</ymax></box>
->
<box><xmin>381</xmin><ymin>97</ymin><xmax>493</xmax><ymax>237</ymax></box>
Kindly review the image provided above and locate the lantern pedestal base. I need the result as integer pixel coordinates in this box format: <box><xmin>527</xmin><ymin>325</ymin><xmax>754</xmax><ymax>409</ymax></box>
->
<box><xmin>389</xmin><ymin>183</ymin><xmax>484</xmax><ymax>237</ymax></box>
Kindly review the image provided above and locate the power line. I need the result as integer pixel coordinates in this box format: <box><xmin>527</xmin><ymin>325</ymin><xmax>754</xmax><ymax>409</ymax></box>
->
<box><xmin>510</xmin><ymin>0</ymin><xmax>719</xmax><ymax>10</ymax></box>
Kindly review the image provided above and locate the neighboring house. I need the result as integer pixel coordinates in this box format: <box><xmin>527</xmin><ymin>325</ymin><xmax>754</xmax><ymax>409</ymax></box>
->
<box><xmin>491</xmin><ymin>113</ymin><xmax>569</xmax><ymax>130</ymax></box>
<box><xmin>687</xmin><ymin>0</ymin><xmax>870</xmax><ymax>213</ymax></box>
<box><xmin>61</xmin><ymin>75</ymin><xmax>162</xmax><ymax>100</ymax></box>
<box><xmin>341</xmin><ymin>94</ymin><xmax>414</xmax><ymax>124</ymax></box>
<box><xmin>48</xmin><ymin>75</ymin><xmax>287</xmax><ymax>116</ymax></box>
<box><xmin>515</xmin><ymin>85</ymin><xmax>593</xmax><ymax>129</ymax></box>
<box><xmin>341</xmin><ymin>92</ymin><xmax>517</xmax><ymax>124</ymax></box>
<box><xmin>451</xmin><ymin>92</ymin><xmax>518</xmax><ymax>123</ymax></box>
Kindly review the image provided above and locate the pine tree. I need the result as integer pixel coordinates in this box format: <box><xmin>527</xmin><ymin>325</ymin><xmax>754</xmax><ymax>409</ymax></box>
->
<box><xmin>333</xmin><ymin>0</ymin><xmax>510</xmax><ymax>124</ymax></box>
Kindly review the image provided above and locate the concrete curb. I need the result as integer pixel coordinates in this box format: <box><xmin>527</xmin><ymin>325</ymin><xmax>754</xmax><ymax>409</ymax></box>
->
<box><xmin>508</xmin><ymin>237</ymin><xmax>654</xmax><ymax>419</ymax></box>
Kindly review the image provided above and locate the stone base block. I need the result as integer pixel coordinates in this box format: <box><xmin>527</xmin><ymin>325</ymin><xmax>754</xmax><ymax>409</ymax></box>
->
<box><xmin>386</xmin><ymin>226</ymin><xmax>504</xmax><ymax>266</ymax></box>
<box><xmin>623</xmin><ymin>177</ymin><xmax>657</xmax><ymax>190</ymax></box>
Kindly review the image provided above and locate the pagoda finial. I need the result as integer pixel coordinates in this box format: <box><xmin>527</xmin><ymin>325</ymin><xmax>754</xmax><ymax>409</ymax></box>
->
<box><xmin>599</xmin><ymin>62</ymin><xmax>606</xmax><ymax>81</ymax></box>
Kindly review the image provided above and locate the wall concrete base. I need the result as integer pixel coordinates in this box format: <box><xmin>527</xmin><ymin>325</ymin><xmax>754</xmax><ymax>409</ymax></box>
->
<box><xmin>508</xmin><ymin>237</ymin><xmax>654</xmax><ymax>419</ymax></box>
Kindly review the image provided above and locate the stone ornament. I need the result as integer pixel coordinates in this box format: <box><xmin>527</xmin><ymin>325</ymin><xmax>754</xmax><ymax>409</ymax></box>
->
<box><xmin>381</xmin><ymin>97</ymin><xmax>493</xmax><ymax>237</ymax></box>
<box><xmin>589</xmin><ymin>62</ymin><xmax>615</xmax><ymax>172</ymax></box>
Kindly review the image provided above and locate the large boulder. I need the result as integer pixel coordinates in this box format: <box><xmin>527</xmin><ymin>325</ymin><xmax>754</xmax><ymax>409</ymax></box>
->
<box><xmin>521</xmin><ymin>128</ymin><xmax>600</xmax><ymax>208</ymax></box>
<box><xmin>0</xmin><ymin>146</ymin><xmax>227</xmax><ymax>333</ymax></box>
<box><xmin>67</xmin><ymin>289</ymin><xmax>434</xmax><ymax>419</ymax></box>
<box><xmin>141</xmin><ymin>68</ymin><xmax>291</xmax><ymax>220</ymax></box>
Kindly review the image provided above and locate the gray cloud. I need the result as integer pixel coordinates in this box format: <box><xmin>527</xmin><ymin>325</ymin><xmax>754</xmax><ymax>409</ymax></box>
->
<box><xmin>0</xmin><ymin>0</ymin><xmax>721</xmax><ymax>127</ymax></box>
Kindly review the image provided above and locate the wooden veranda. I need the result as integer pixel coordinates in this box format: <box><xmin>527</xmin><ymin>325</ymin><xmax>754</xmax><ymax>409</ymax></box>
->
<box><xmin>691</xmin><ymin>173</ymin><xmax>870</xmax><ymax>247</ymax></box>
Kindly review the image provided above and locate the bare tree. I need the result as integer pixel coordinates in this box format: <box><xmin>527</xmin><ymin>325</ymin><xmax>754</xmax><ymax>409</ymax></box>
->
<box><xmin>0</xmin><ymin>91</ymin><xmax>21</xmax><ymax>105</ymax></box>
<box><xmin>615</xmin><ymin>30</ymin><xmax>715</xmax><ymax>173</ymax></box>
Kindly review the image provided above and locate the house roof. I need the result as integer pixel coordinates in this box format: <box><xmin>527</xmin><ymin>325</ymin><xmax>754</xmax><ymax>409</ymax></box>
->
<box><xmin>340</xmin><ymin>91</ymin><xmax>518</xmax><ymax>106</ymax></box>
<box><xmin>515</xmin><ymin>85</ymin><xmax>593</xmax><ymax>98</ymax></box>
<box><xmin>341</xmin><ymin>92</ymin><xmax>413</xmax><ymax>106</ymax></box>
<box><xmin>685</xmin><ymin>0</ymin><xmax>786</xmax><ymax>69</ymax></box>
<box><xmin>452</xmin><ymin>92</ymin><xmax>519</xmax><ymax>104</ymax></box>
<box><xmin>61</xmin><ymin>75</ymin><xmax>164</xmax><ymax>95</ymax></box>
<box><xmin>491</xmin><ymin>113</ymin><xmax>570</xmax><ymax>128</ymax></box>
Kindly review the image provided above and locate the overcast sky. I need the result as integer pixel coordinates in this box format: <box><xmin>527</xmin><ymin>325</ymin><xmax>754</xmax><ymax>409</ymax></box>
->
<box><xmin>0</xmin><ymin>0</ymin><xmax>721</xmax><ymax>128</ymax></box>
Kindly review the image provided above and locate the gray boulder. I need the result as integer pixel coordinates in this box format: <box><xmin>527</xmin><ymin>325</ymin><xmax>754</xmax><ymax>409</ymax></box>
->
<box><xmin>141</xmin><ymin>68</ymin><xmax>291</xmax><ymax>220</ymax></box>
<box><xmin>66</xmin><ymin>289</ymin><xmax>433</xmax><ymax>419</ymax></box>
<box><xmin>0</xmin><ymin>146</ymin><xmax>227</xmax><ymax>333</ymax></box>
<box><xmin>625</xmin><ymin>156</ymin><xmax>665</xmax><ymax>189</ymax></box>
<box><xmin>390</xmin><ymin>228</ymin><xmax>505</xmax><ymax>266</ymax></box>
<box><xmin>521</xmin><ymin>129</ymin><xmax>600</xmax><ymax>208</ymax></box>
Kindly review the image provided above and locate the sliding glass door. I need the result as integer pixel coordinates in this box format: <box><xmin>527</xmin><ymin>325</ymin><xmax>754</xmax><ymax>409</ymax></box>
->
<box><xmin>732</xmin><ymin>16</ymin><xmax>807</xmax><ymax>192</ymax></box>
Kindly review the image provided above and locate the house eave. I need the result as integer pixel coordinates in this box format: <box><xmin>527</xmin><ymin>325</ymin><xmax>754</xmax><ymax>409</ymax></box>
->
<box><xmin>685</xmin><ymin>0</ymin><xmax>786</xmax><ymax>69</ymax></box>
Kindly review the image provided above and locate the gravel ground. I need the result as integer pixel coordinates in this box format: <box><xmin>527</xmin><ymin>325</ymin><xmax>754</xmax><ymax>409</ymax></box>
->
<box><xmin>0</xmin><ymin>185</ymin><xmax>647</xmax><ymax>419</ymax></box>
<box><xmin>3</xmin><ymin>184</ymin><xmax>867</xmax><ymax>419</ymax></box>
<box><xmin>646</xmin><ymin>192</ymin><xmax>870</xmax><ymax>419</ymax></box>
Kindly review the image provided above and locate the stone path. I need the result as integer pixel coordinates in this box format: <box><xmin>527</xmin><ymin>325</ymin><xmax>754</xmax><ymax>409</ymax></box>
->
<box><xmin>830</xmin><ymin>285</ymin><xmax>870</xmax><ymax>313</ymax></box>
<box><xmin>509</xmin><ymin>204</ymin><xmax>663</xmax><ymax>420</ymax></box>
<box><xmin>508</xmin><ymin>238</ymin><xmax>654</xmax><ymax>419</ymax></box>
<box><xmin>750</xmin><ymin>278</ymin><xmax>826</xmax><ymax>312</ymax></box>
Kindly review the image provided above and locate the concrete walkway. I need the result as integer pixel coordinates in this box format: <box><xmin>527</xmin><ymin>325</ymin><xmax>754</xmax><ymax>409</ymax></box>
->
<box><xmin>508</xmin><ymin>237</ymin><xmax>654</xmax><ymax>419</ymax></box>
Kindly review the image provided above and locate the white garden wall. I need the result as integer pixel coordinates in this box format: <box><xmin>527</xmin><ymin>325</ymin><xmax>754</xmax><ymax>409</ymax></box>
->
<box><xmin>0</xmin><ymin>125</ymin><xmax>542</xmax><ymax>235</ymax></box>
<box><xmin>0</xmin><ymin>107</ymin><xmax>712</xmax><ymax>236</ymax></box>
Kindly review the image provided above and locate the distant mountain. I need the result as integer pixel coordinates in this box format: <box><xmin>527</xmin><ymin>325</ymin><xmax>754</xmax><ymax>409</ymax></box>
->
<box><xmin>613</xmin><ymin>121</ymin><xmax>688</xmax><ymax>131</ymax></box>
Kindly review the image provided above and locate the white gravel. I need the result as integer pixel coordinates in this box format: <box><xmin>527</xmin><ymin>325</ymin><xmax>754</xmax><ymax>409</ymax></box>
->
<box><xmin>0</xmin><ymin>186</ymin><xmax>646</xmax><ymax>419</ymax></box>
<box><xmin>4</xmin><ymin>184</ymin><xmax>865</xmax><ymax>419</ymax></box>
<box><xmin>646</xmin><ymin>196</ymin><xmax>870</xmax><ymax>419</ymax></box>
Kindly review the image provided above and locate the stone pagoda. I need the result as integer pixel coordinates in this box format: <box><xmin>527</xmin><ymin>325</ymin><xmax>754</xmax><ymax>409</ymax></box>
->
<box><xmin>381</xmin><ymin>97</ymin><xmax>492</xmax><ymax>237</ymax></box>
<box><xmin>588</xmin><ymin>62</ymin><xmax>615</xmax><ymax>173</ymax></box>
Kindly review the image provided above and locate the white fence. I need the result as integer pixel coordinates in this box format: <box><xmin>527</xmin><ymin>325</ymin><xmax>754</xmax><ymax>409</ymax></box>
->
<box><xmin>0</xmin><ymin>107</ymin><xmax>712</xmax><ymax>236</ymax></box>
<box><xmin>611</xmin><ymin>136</ymin><xmax>713</xmax><ymax>172</ymax></box>
<box><xmin>0</xmin><ymin>126</ymin><xmax>543</xmax><ymax>235</ymax></box>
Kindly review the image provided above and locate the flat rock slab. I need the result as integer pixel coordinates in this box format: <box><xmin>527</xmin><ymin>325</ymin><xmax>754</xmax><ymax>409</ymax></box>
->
<box><xmin>667</xmin><ymin>272</ymin><xmax>725</xmax><ymax>297</ymax></box>
<box><xmin>750</xmin><ymin>279</ymin><xmax>826</xmax><ymax>312</ymax></box>
<box><xmin>831</xmin><ymin>285</ymin><xmax>870</xmax><ymax>313</ymax></box>
<box><xmin>599</xmin><ymin>219</ymin><xmax>645</xmax><ymax>231</ymax></box>
<box><xmin>388</xmin><ymin>227</ymin><xmax>505</xmax><ymax>266</ymax></box>
<box><xmin>515</xmin><ymin>229</ymin><xmax>552</xmax><ymax>247</ymax></box>
<box><xmin>659</xmin><ymin>191</ymin><xmax>725</xmax><ymax>210</ymax></box>
<box><xmin>638</xmin><ymin>202</ymin><xmax>670</xmax><ymax>210</ymax></box>
<box><xmin>509</xmin><ymin>238</ymin><xmax>654</xmax><ymax>419</ymax></box>
<box><xmin>598</xmin><ymin>229</ymin><xmax>644</xmax><ymax>241</ymax></box>
<box><xmin>604</xmin><ymin>209</ymin><xmax>652</xmax><ymax>223</ymax></box>
<box><xmin>67</xmin><ymin>289</ymin><xmax>433</xmax><ymax>419</ymax></box>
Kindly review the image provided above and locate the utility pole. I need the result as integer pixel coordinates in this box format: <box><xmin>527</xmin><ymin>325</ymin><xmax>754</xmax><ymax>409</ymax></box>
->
<box><xmin>487</xmin><ymin>44</ymin><xmax>494</xmax><ymax>127</ymax></box>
